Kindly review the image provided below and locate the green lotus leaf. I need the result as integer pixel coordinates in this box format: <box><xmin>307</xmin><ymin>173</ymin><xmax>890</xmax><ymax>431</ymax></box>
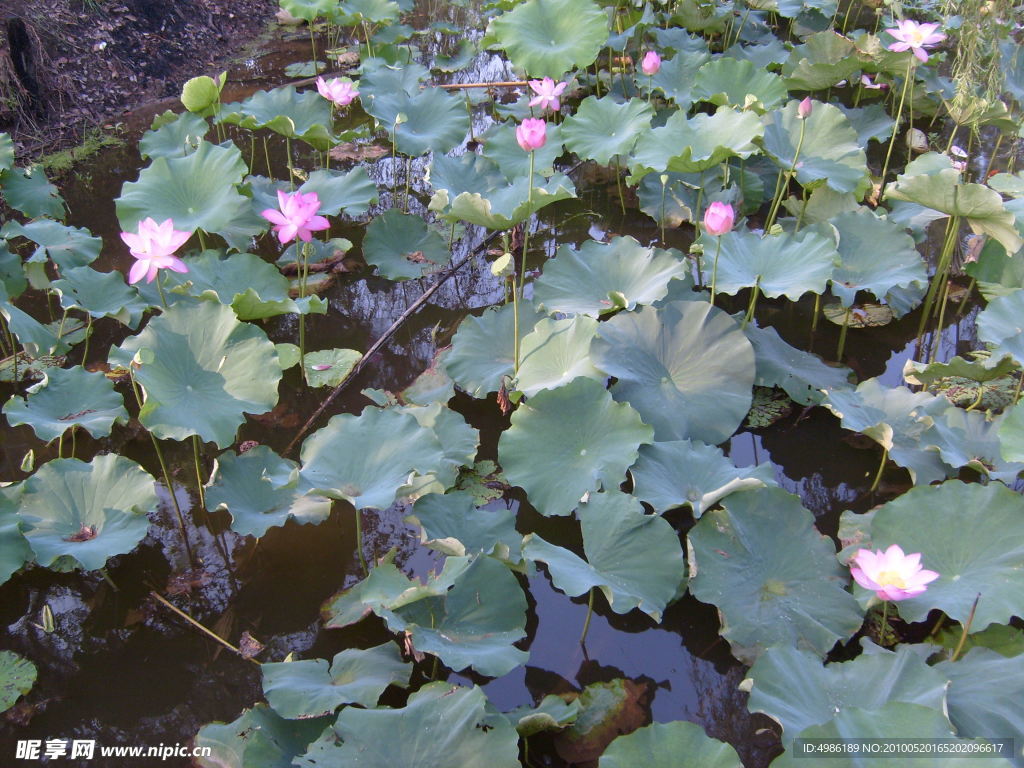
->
<box><xmin>171</xmin><ymin>250</ymin><xmax>298</xmax><ymax>320</ymax></box>
<box><xmin>514</xmin><ymin>316</ymin><xmax>602</xmax><ymax>397</ymax></box>
<box><xmin>770</xmin><ymin>703</ymin><xmax>1014</xmax><ymax>768</ymax></box>
<box><xmin>828</xmin><ymin>207</ymin><xmax>928</xmax><ymax>307</ymax></box>
<box><xmin>445</xmin><ymin>302</ymin><xmax>542</xmax><ymax>397</ymax></box>
<box><xmin>485</xmin><ymin>0</ymin><xmax>608</xmax><ymax>78</ymax></box>
<box><xmin>393</xmin><ymin>348</ymin><xmax>454</xmax><ymax>406</ymax></box>
<box><xmin>109</xmin><ymin>301</ymin><xmax>281</xmax><ymax>448</ymax></box>
<box><xmin>0</xmin><ymin>133</ymin><xmax>12</xmax><ymax>173</ymax></box>
<box><xmin>50</xmin><ymin>266</ymin><xmax>149</xmax><ymax>327</ymax></box>
<box><xmin>928</xmin><ymin>623</ymin><xmax>1024</xmax><ymax>659</ymax></box>
<box><xmin>687</xmin><ymin>487</ymin><xmax>863</xmax><ymax>664</ymax></box>
<box><xmin>857</xmin><ymin>481</ymin><xmax>1024</xmax><ymax>629</ymax></box>
<box><xmin>262</xmin><ymin>642</ymin><xmax>412</xmax><ymax>718</ymax></box>
<box><xmin>298</xmin><ymin>167</ymin><xmax>378</xmax><ymax>217</ymax></box>
<box><xmin>358</xmin><ymin>59</ymin><xmax>428</xmax><ymax>108</ymax></box>
<box><xmin>636</xmin><ymin>171</ymin><xmax>700</xmax><ymax>227</ymax></box>
<box><xmin>988</xmin><ymin>171</ymin><xmax>1024</xmax><ymax>199</ymax></box>
<box><xmin>922</xmin><ymin>407</ymin><xmax>1024</xmax><ymax>482</ymax></box>
<box><xmin>0</xmin><ymin>651</ymin><xmax>36</xmax><ymax>714</ymax></box>
<box><xmin>206</xmin><ymin>446</ymin><xmax>332</xmax><ymax>539</ymax></box>
<box><xmin>428</xmin><ymin>153</ymin><xmax>576</xmax><ymax>229</ymax></box>
<box><xmin>908</xmin><ymin>354</ymin><xmax>1021</xmax><ymax>413</ymax></box>
<box><xmin>17</xmin><ymin>455</ymin><xmax>157</xmax><ymax>571</ymax></box>
<box><xmin>692</xmin><ymin>57</ymin><xmax>788</xmax><ymax>113</ymax></box>
<box><xmin>762</xmin><ymin>100</ymin><xmax>869</xmax><ymax>195</ymax></box>
<box><xmin>194</xmin><ymin>704</ymin><xmax>329</xmax><ymax>768</ymax></box>
<box><xmin>480</xmin><ymin>121</ymin><xmax>564</xmax><ymax>181</ymax></box>
<box><xmin>782</xmin><ymin>30</ymin><xmax>862</xmax><ymax>90</ymax></box>
<box><xmin>362</xmin><ymin>209</ymin><xmax>451</xmax><ymax>280</ymax></box>
<box><xmin>629</xmin><ymin>107</ymin><xmax>763</xmax><ymax>180</ymax></box>
<box><xmin>885</xmin><ymin>153</ymin><xmax>1024</xmax><ymax>255</ymax></box>
<box><xmin>115</xmin><ymin>140</ymin><xmax>249</xmax><ymax>236</ymax></box>
<box><xmin>335</xmin><ymin>0</ymin><xmax>400</xmax><ymax>25</ymax></box>
<box><xmin>218</xmin><ymin>87</ymin><xmax>335</xmax><ymax>149</ymax></box>
<box><xmin>0</xmin><ymin>243</ymin><xmax>26</xmax><ymax>297</ymax></box>
<box><xmin>592</xmin><ymin>301</ymin><xmax>754</xmax><ymax>444</ymax></box>
<box><xmin>0</xmin><ymin>165</ymin><xmax>65</xmax><ymax>219</ymax></box>
<box><xmin>524</xmin><ymin>490</ymin><xmax>685</xmax><ymax>621</ymax></box>
<box><xmin>823</xmin><ymin>378</ymin><xmax>953</xmax><ymax>485</ymax></box>
<box><xmin>599</xmin><ymin>721</ymin><xmax>742</xmax><ymax>768</ymax></box>
<box><xmin>698</xmin><ymin>228</ymin><xmax>839</xmax><ymax>300</ymax></box>
<box><xmin>321</xmin><ymin>684</ymin><xmax>520</xmax><ymax>767</ymax></box>
<box><xmin>0</xmin><ymin>219</ymin><xmax>101</xmax><ymax>273</ymax></box>
<box><xmin>999</xmin><ymin>403</ymin><xmax>1024</xmax><ymax>463</ymax></box>
<box><xmin>742</xmin><ymin>323</ymin><xmax>853</xmax><ymax>405</ymax></box>
<box><xmin>298</xmin><ymin>406</ymin><xmax>445</xmax><ymax>509</ymax></box>
<box><xmin>498</xmin><ymin>377</ymin><xmax>653</xmax><ymax>517</ymax></box>
<box><xmin>406</xmin><ymin>490</ymin><xmax>522</xmax><ymax>563</ymax></box>
<box><xmin>562</xmin><ymin>96</ymin><xmax>654</xmax><ymax>167</ymax></box>
<box><xmin>3</xmin><ymin>366</ymin><xmax>127</xmax><ymax>442</ymax></box>
<box><xmin>937</xmin><ymin>647</ymin><xmax>1024</xmax><ymax>749</ymax></box>
<box><xmin>648</xmin><ymin>50</ymin><xmax>711</xmax><ymax>108</ymax></box>
<box><xmin>746</xmin><ymin>644</ymin><xmax>947</xmax><ymax>749</ymax></box>
<box><xmin>0</xmin><ymin>488</ymin><xmax>31</xmax><ymax>586</ymax></box>
<box><xmin>533</xmin><ymin>236</ymin><xmax>690</xmax><ymax>317</ymax></box>
<box><xmin>432</xmin><ymin>37</ymin><xmax>477</xmax><ymax>72</ymax></box>
<box><xmin>631</xmin><ymin>439</ymin><xmax>776</xmax><ymax>517</ymax></box>
<box><xmin>507</xmin><ymin>694</ymin><xmax>582</xmax><ymax>737</ymax></box>
<box><xmin>0</xmin><ymin>284</ymin><xmax>64</xmax><ymax>358</ymax></box>
<box><xmin>321</xmin><ymin>553</ymin><xmax>419</xmax><ymax>629</ymax></box>
<box><xmin>838</xmin><ymin>103</ymin><xmax>896</xmax><ymax>145</ymax></box>
<box><xmin>978</xmin><ymin>289</ymin><xmax>1024</xmax><ymax>366</ymax></box>
<box><xmin>376</xmin><ymin>87</ymin><xmax>469</xmax><ymax>157</ymax></box>
<box><xmin>392</xmin><ymin>402</ymin><xmax>478</xmax><ymax>500</ymax></box>
<box><xmin>297</xmin><ymin>348</ymin><xmax>358</xmax><ymax>389</ymax></box>
<box><xmin>139</xmin><ymin>111</ymin><xmax>209</xmax><ymax>159</ymax></box>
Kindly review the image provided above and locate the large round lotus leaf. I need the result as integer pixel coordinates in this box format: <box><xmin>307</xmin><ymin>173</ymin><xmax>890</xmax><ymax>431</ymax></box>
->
<box><xmin>629</xmin><ymin>107</ymin><xmax>763</xmax><ymax>180</ymax></box>
<box><xmin>115</xmin><ymin>140</ymin><xmax>249</xmax><ymax>235</ymax></box>
<box><xmin>261</xmin><ymin>642</ymin><xmax>412</xmax><ymax>718</ymax></box>
<box><xmin>358</xmin><ymin>60</ymin><xmax>428</xmax><ymax>111</ymax></box>
<box><xmin>335</xmin><ymin>0</ymin><xmax>400</xmax><ymax>25</ymax></box>
<box><xmin>599</xmin><ymin>721</ymin><xmax>742</xmax><ymax>768</ymax></box>
<box><xmin>3</xmin><ymin>365</ymin><xmax>127</xmax><ymax>441</ymax></box>
<box><xmin>0</xmin><ymin>219</ymin><xmax>101</xmax><ymax>272</ymax></box>
<box><xmin>885</xmin><ymin>153</ymin><xmax>1024</xmax><ymax>254</ymax></box>
<box><xmin>698</xmin><ymin>228</ymin><xmax>838</xmax><ymax>300</ymax></box>
<box><xmin>523</xmin><ymin>491</ymin><xmax>685</xmax><ymax>621</ymax></box>
<box><xmin>562</xmin><ymin>96</ymin><xmax>654</xmax><ymax>166</ymax></box>
<box><xmin>379</xmin><ymin>87</ymin><xmax>468</xmax><ymax>157</ymax></box>
<box><xmin>921</xmin><ymin>407</ymin><xmax>1024</xmax><ymax>483</ymax></box>
<box><xmin>485</xmin><ymin>0</ymin><xmax>608</xmax><ymax>78</ymax></box>
<box><xmin>746</xmin><ymin>645</ymin><xmax>948</xmax><ymax>748</ymax></box>
<box><xmin>109</xmin><ymin>302</ymin><xmax>281</xmax><ymax>449</ymax></box>
<box><xmin>0</xmin><ymin>488</ymin><xmax>31</xmax><ymax>586</ymax></box>
<box><xmin>176</xmin><ymin>250</ymin><xmax>300</xmax><ymax>321</ymax></box>
<box><xmin>393</xmin><ymin>402</ymin><xmax>478</xmax><ymax>500</ymax></box>
<box><xmin>592</xmin><ymin>301</ymin><xmax>754</xmax><ymax>444</ymax></box>
<box><xmin>51</xmin><ymin>266</ymin><xmax>149</xmax><ymax>326</ymax></box>
<box><xmin>298</xmin><ymin>168</ymin><xmax>378</xmax><ymax>217</ymax></box>
<box><xmin>0</xmin><ymin>165</ymin><xmax>65</xmax><ymax>219</ymax></box>
<box><xmin>692</xmin><ymin>57</ymin><xmax>788</xmax><ymax>113</ymax></box>
<box><xmin>937</xmin><ymin>647</ymin><xmax>1024</xmax><ymax>749</ymax></box>
<box><xmin>407</xmin><ymin>490</ymin><xmax>522</xmax><ymax>562</ymax></box>
<box><xmin>362</xmin><ymin>209</ymin><xmax>451</xmax><ymax>280</ymax></box>
<box><xmin>782</xmin><ymin>30</ymin><xmax>862</xmax><ymax>91</ymax></box>
<box><xmin>770</xmin><ymin>703</ymin><xmax>1015</xmax><ymax>768</ymax></box>
<box><xmin>0</xmin><ymin>284</ymin><xmax>60</xmax><ymax>358</ymax></box>
<box><xmin>218</xmin><ymin>87</ymin><xmax>334</xmax><ymax>149</ymax></box>
<box><xmin>206</xmin><ymin>446</ymin><xmax>332</xmax><ymax>539</ymax></box>
<box><xmin>326</xmin><ymin>684</ymin><xmax>521</xmax><ymax>768</ymax></box>
<box><xmin>194</xmin><ymin>704</ymin><xmax>329</xmax><ymax>768</ymax></box>
<box><xmin>762</xmin><ymin>100</ymin><xmax>869</xmax><ymax>195</ymax></box>
<box><xmin>0</xmin><ymin>651</ymin><xmax>36</xmax><ymax>713</ymax></box>
<box><xmin>498</xmin><ymin>377</ymin><xmax>653</xmax><ymax>517</ymax></box>
<box><xmin>649</xmin><ymin>50</ymin><xmax>711</xmax><ymax>108</ymax></box>
<box><xmin>427</xmin><ymin>153</ymin><xmax>576</xmax><ymax>229</ymax></box>
<box><xmin>298</xmin><ymin>406</ymin><xmax>445</xmax><ymax>510</ymax></box>
<box><xmin>630</xmin><ymin>439</ymin><xmax>776</xmax><ymax>517</ymax></box>
<box><xmin>445</xmin><ymin>302</ymin><xmax>541</xmax><ymax>398</ymax></box>
<box><xmin>481</xmin><ymin>122</ymin><xmax>564</xmax><ymax>181</ymax></box>
<box><xmin>17</xmin><ymin>455</ymin><xmax>157</xmax><ymax>571</ymax></box>
<box><xmin>139</xmin><ymin>111</ymin><xmax>209</xmax><ymax>159</ymax></box>
<box><xmin>515</xmin><ymin>315</ymin><xmax>602</xmax><ymax>397</ymax></box>
<box><xmin>742</xmin><ymin>323</ymin><xmax>853</xmax><ymax>406</ymax></box>
<box><xmin>978</xmin><ymin>289</ymin><xmax>1024</xmax><ymax>366</ymax></box>
<box><xmin>687</xmin><ymin>487</ymin><xmax>863</xmax><ymax>664</ymax></box>
<box><xmin>533</xmin><ymin>237</ymin><xmax>690</xmax><ymax>317</ymax></box>
<box><xmin>828</xmin><ymin>208</ymin><xmax>928</xmax><ymax>307</ymax></box>
<box><xmin>860</xmin><ymin>481</ymin><xmax>1024</xmax><ymax>629</ymax></box>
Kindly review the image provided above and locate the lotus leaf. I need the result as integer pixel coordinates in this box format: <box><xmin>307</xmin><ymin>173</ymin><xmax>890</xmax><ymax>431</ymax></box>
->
<box><xmin>481</xmin><ymin>121</ymin><xmax>564</xmax><ymax>181</ymax></box>
<box><xmin>218</xmin><ymin>87</ymin><xmax>334</xmax><ymax>149</ymax></box>
<box><xmin>18</xmin><ymin>455</ymin><xmax>157</xmax><ymax>571</ymax></box>
<box><xmin>629</xmin><ymin>108</ymin><xmax>763</xmax><ymax>180</ymax></box>
<box><xmin>977</xmin><ymin>289</ymin><xmax>1024</xmax><ymax>366</ymax></box>
<box><xmin>298</xmin><ymin>168</ymin><xmax>378</xmax><ymax>217</ymax></box>
<box><xmin>362</xmin><ymin>209</ymin><xmax>451</xmax><ymax>280</ymax></box>
<box><xmin>172</xmin><ymin>250</ymin><xmax>302</xmax><ymax>320</ymax></box>
<box><xmin>562</xmin><ymin>96</ymin><xmax>654</xmax><ymax>167</ymax></box>
<box><xmin>937</xmin><ymin>647</ymin><xmax>1024</xmax><ymax>749</ymax></box>
<box><xmin>692</xmin><ymin>57</ymin><xmax>788</xmax><ymax>112</ymax></box>
<box><xmin>380</xmin><ymin>87</ymin><xmax>469</xmax><ymax>157</ymax></box>
<box><xmin>392</xmin><ymin>402</ymin><xmax>478</xmax><ymax>499</ymax></box>
<box><xmin>599</xmin><ymin>721</ymin><xmax>742</xmax><ymax>768</ymax></box>
<box><xmin>0</xmin><ymin>488</ymin><xmax>31</xmax><ymax>585</ymax></box>
<box><xmin>0</xmin><ymin>651</ymin><xmax>36</xmax><ymax>713</ymax></box>
<box><xmin>445</xmin><ymin>302</ymin><xmax>541</xmax><ymax>397</ymax></box>
<box><xmin>507</xmin><ymin>695</ymin><xmax>582</xmax><ymax>736</ymax></box>
<box><xmin>524</xmin><ymin>490</ymin><xmax>685</xmax><ymax>620</ymax></box>
<box><xmin>498</xmin><ymin>377</ymin><xmax>653</xmax><ymax>517</ymax></box>
<box><xmin>0</xmin><ymin>219</ymin><xmax>101</xmax><ymax>273</ymax></box>
<box><xmin>407</xmin><ymin>490</ymin><xmax>522</xmax><ymax>562</ymax></box>
<box><xmin>335</xmin><ymin>0</ymin><xmax>400</xmax><ymax>25</ymax></box>
<box><xmin>928</xmin><ymin>623</ymin><xmax>1024</xmax><ymax>659</ymax></box>
<box><xmin>533</xmin><ymin>236</ymin><xmax>690</xmax><ymax>316</ymax></box>
<box><xmin>0</xmin><ymin>285</ymin><xmax>64</xmax><ymax>358</ymax></box>
<box><xmin>687</xmin><ymin>487</ymin><xmax>863</xmax><ymax>664</ymax></box>
<box><xmin>0</xmin><ymin>133</ymin><xmax>12</xmax><ymax>172</ymax></box>
<box><xmin>194</xmin><ymin>704</ymin><xmax>329</xmax><ymax>768</ymax></box>
<box><xmin>0</xmin><ymin>165</ymin><xmax>65</xmax><ymax>219</ymax></box>
<box><xmin>839</xmin><ymin>103</ymin><xmax>896</xmax><ymax>145</ymax></box>
<box><xmin>3</xmin><ymin>366</ymin><xmax>127</xmax><ymax>442</ymax></box>
<box><xmin>922</xmin><ymin>407</ymin><xmax>1024</xmax><ymax>482</ymax></box>
<box><xmin>0</xmin><ymin>244</ymin><xmax>26</xmax><ymax>297</ymax></box>
<box><xmin>648</xmin><ymin>50</ymin><xmax>711</xmax><ymax>108</ymax></box>
<box><xmin>999</xmin><ymin>403</ymin><xmax>1024</xmax><ymax>462</ymax></box>
<box><xmin>485</xmin><ymin>0</ymin><xmax>608</xmax><ymax>78</ymax></box>
<box><xmin>515</xmin><ymin>315</ymin><xmax>602</xmax><ymax>397</ymax></box>
<box><xmin>630</xmin><ymin>439</ymin><xmax>776</xmax><ymax>516</ymax></box>
<box><xmin>782</xmin><ymin>30</ymin><xmax>862</xmax><ymax>90</ymax></box>
<box><xmin>50</xmin><ymin>266</ymin><xmax>149</xmax><ymax>327</ymax></box>
<box><xmin>139</xmin><ymin>111</ymin><xmax>209</xmax><ymax>159</ymax></box>
<box><xmin>743</xmin><ymin>323</ymin><xmax>853</xmax><ymax>405</ymax></box>
<box><xmin>299</xmin><ymin>349</ymin><xmax>359</xmax><ymax>389</ymax></box>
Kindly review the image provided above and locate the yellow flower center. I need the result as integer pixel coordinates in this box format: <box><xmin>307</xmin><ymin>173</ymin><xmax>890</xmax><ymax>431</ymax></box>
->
<box><xmin>875</xmin><ymin>570</ymin><xmax>907</xmax><ymax>589</ymax></box>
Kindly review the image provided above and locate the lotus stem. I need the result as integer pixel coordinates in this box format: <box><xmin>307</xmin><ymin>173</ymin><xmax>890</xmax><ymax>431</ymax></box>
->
<box><xmin>519</xmin><ymin>150</ymin><xmax>535</xmax><ymax>299</ymax></box>
<box><xmin>57</xmin><ymin>432</ymin><xmax>64</xmax><ymax>459</ymax></box>
<box><xmin>405</xmin><ymin>156</ymin><xmax>412</xmax><ymax>213</ymax></box>
<box><xmin>297</xmin><ymin>241</ymin><xmax>311</xmax><ymax>384</ymax></box>
<box><xmin>915</xmin><ymin>214</ymin><xmax>960</xmax><ymax>355</ymax></box>
<box><xmin>741</xmin><ymin>277</ymin><xmax>760</xmax><ymax>329</ymax></box>
<box><xmin>150</xmin><ymin>591</ymin><xmax>259</xmax><ymax>663</ymax></box>
<box><xmin>512</xmin><ymin>271</ymin><xmax>521</xmax><ymax>375</ymax></box>
<box><xmin>70</xmin><ymin>424</ymin><xmax>76</xmax><ymax>459</ymax></box>
<box><xmin>263</xmin><ymin>136</ymin><xmax>272</xmax><ymax>178</ymax></box>
<box><xmin>811</xmin><ymin>293</ymin><xmax>821</xmax><ymax>334</ymax></box>
<box><xmin>931</xmin><ymin>278</ymin><xmax>952</xmax><ymax>364</ymax></box>
<box><xmin>1013</xmin><ymin>371</ymin><xmax>1024</xmax><ymax>405</ymax></box>
<box><xmin>956</xmin><ymin>277</ymin><xmax>975</xmax><ymax>315</ymax></box>
<box><xmin>579</xmin><ymin>587</ymin><xmax>595</xmax><ymax>646</ymax></box>
<box><xmin>155</xmin><ymin>273</ymin><xmax>169</xmax><ymax>310</ymax></box>
<box><xmin>192</xmin><ymin>435</ymin><xmax>207</xmax><ymax>512</ymax></box>
<box><xmin>659</xmin><ymin>176</ymin><xmax>667</xmax><ymax>247</ymax></box>
<box><xmin>983</xmin><ymin>133</ymin><xmax>1004</xmax><ymax>180</ymax></box>
<box><xmin>710</xmin><ymin>235</ymin><xmax>723</xmax><ymax>307</ymax></box>
<box><xmin>614</xmin><ymin>157</ymin><xmax>625</xmax><ymax>215</ymax></box>
<box><xmin>80</xmin><ymin>314</ymin><xmax>92</xmax><ymax>364</ymax></box>
<box><xmin>99</xmin><ymin>567</ymin><xmax>119</xmax><ymax>592</ymax></box>
<box><xmin>840</xmin><ymin>0</ymin><xmax>855</xmax><ymax>35</ymax></box>
<box><xmin>951</xmin><ymin>594</ymin><xmax>981</xmax><ymax>662</ymax></box>
<box><xmin>763</xmin><ymin>114</ymin><xmax>806</xmax><ymax>233</ymax></box>
<box><xmin>836</xmin><ymin>306</ymin><xmax>851</xmax><ymax>361</ymax></box>
<box><xmin>870</xmin><ymin>446</ymin><xmax>888</xmax><ymax>492</ymax></box>
<box><xmin>879</xmin><ymin>57</ymin><xmax>915</xmax><ymax>193</ymax></box>
<box><xmin>880</xmin><ymin>599</ymin><xmax>890</xmax><ymax>638</ymax></box>
<box><xmin>353</xmin><ymin>508</ymin><xmax>369</xmax><ymax>576</ymax></box>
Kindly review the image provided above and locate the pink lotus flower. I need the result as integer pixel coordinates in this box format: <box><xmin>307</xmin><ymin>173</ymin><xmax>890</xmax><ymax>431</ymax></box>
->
<box><xmin>528</xmin><ymin>77</ymin><xmax>568</xmax><ymax>112</ymax></box>
<box><xmin>885</xmin><ymin>19</ymin><xmax>946</xmax><ymax>63</ymax></box>
<box><xmin>703</xmin><ymin>201</ymin><xmax>735</xmax><ymax>236</ymax></box>
<box><xmin>516</xmin><ymin>118</ymin><xmax>547</xmax><ymax>152</ymax></box>
<box><xmin>316</xmin><ymin>76</ymin><xmax>359</xmax><ymax>107</ymax></box>
<box><xmin>797</xmin><ymin>96</ymin><xmax>813</xmax><ymax>119</ymax></box>
<box><xmin>641</xmin><ymin>51</ymin><xmax>661</xmax><ymax>76</ymax></box>
<box><xmin>261</xmin><ymin>190</ymin><xmax>330</xmax><ymax>244</ymax></box>
<box><xmin>120</xmin><ymin>218</ymin><xmax>192</xmax><ymax>284</ymax></box>
<box><xmin>860</xmin><ymin>74</ymin><xmax>888</xmax><ymax>90</ymax></box>
<box><xmin>850</xmin><ymin>544</ymin><xmax>939</xmax><ymax>601</ymax></box>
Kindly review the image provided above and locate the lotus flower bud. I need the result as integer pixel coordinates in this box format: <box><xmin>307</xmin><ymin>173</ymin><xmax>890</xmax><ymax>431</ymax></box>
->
<box><xmin>703</xmin><ymin>201</ymin><xmax>735</xmax><ymax>237</ymax></box>
<box><xmin>797</xmin><ymin>97</ymin><xmax>813</xmax><ymax>119</ymax></box>
<box><xmin>641</xmin><ymin>51</ymin><xmax>661</xmax><ymax>76</ymax></box>
<box><xmin>516</xmin><ymin>118</ymin><xmax>547</xmax><ymax>152</ymax></box>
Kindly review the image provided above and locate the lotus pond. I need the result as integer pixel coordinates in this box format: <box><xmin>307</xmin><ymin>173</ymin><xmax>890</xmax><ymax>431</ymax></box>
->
<box><xmin>1</xmin><ymin>0</ymin><xmax>1024</xmax><ymax>765</ymax></box>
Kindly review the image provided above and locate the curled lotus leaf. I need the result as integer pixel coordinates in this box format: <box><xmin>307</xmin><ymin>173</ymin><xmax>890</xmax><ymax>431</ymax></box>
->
<box><xmin>514</xmin><ymin>315</ymin><xmax>603</xmax><ymax>397</ymax></box>
<box><xmin>218</xmin><ymin>86</ymin><xmax>335</xmax><ymax>149</ymax></box>
<box><xmin>0</xmin><ymin>487</ymin><xmax>32</xmax><ymax>586</ymax></box>
<box><xmin>977</xmin><ymin>289</ymin><xmax>1024</xmax><ymax>366</ymax></box>
<box><xmin>406</xmin><ymin>490</ymin><xmax>522</xmax><ymax>563</ymax></box>
<box><xmin>936</xmin><ymin>648</ymin><xmax>1024</xmax><ymax>751</ymax></box>
<box><xmin>692</xmin><ymin>57</ymin><xmax>788</xmax><ymax>112</ymax></box>
<box><xmin>3</xmin><ymin>365</ymin><xmax>127</xmax><ymax>442</ymax></box>
<box><xmin>742</xmin><ymin>322</ymin><xmax>853</xmax><ymax>405</ymax></box>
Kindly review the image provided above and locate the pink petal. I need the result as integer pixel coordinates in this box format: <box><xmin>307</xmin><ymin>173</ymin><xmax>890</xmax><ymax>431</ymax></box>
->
<box><xmin>276</xmin><ymin>225</ymin><xmax>298</xmax><ymax>244</ymax></box>
<box><xmin>166</xmin><ymin>257</ymin><xmax>189</xmax><ymax>274</ymax></box>
<box><xmin>128</xmin><ymin>260</ymin><xmax>150</xmax><ymax>285</ymax></box>
<box><xmin>914</xmin><ymin>47</ymin><xmax>929</xmax><ymax>62</ymax></box>
<box><xmin>888</xmin><ymin>41</ymin><xmax>911</xmax><ymax>52</ymax></box>
<box><xmin>262</xmin><ymin>208</ymin><xmax>288</xmax><ymax>226</ymax></box>
<box><xmin>307</xmin><ymin>215</ymin><xmax>330</xmax><ymax>231</ymax></box>
<box><xmin>121</xmin><ymin>232</ymin><xmax>144</xmax><ymax>251</ymax></box>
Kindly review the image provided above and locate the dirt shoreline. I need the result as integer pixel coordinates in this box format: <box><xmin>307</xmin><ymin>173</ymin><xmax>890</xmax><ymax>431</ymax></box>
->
<box><xmin>1</xmin><ymin>0</ymin><xmax>280</xmax><ymax>160</ymax></box>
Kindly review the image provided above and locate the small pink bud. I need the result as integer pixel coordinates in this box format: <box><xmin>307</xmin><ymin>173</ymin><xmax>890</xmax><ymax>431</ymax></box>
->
<box><xmin>516</xmin><ymin>118</ymin><xmax>547</xmax><ymax>152</ymax></box>
<box><xmin>797</xmin><ymin>97</ymin><xmax>813</xmax><ymax>119</ymax></box>
<box><xmin>641</xmin><ymin>51</ymin><xmax>661</xmax><ymax>76</ymax></box>
<box><xmin>703</xmin><ymin>201</ymin><xmax>735</xmax><ymax>237</ymax></box>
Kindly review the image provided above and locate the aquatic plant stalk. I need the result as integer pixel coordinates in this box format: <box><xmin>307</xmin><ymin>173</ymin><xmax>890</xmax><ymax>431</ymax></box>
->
<box><xmin>579</xmin><ymin>587</ymin><xmax>595</xmax><ymax>645</ymax></box>
<box><xmin>353</xmin><ymin>509</ymin><xmax>369</xmax><ymax>576</ymax></box>
<box><xmin>709</xmin><ymin>235</ymin><xmax>723</xmax><ymax>307</ymax></box>
<box><xmin>951</xmin><ymin>593</ymin><xmax>981</xmax><ymax>662</ymax></box>
<box><xmin>741</xmin><ymin>277</ymin><xmax>760</xmax><ymax>329</ymax></box>
<box><xmin>879</xmin><ymin>58</ymin><xmax>915</xmax><ymax>192</ymax></box>
<box><xmin>836</xmin><ymin>306</ymin><xmax>851</xmax><ymax>360</ymax></box>
<box><xmin>514</xmin><ymin>150</ymin><xmax>537</xmax><ymax>374</ymax></box>
<box><xmin>150</xmin><ymin>591</ymin><xmax>259</xmax><ymax>664</ymax></box>
<box><xmin>869</xmin><ymin>447</ymin><xmax>888</xmax><ymax>492</ymax></box>
<box><xmin>915</xmin><ymin>214</ymin><xmax>960</xmax><ymax>355</ymax></box>
<box><xmin>763</xmin><ymin>113</ymin><xmax>807</xmax><ymax>232</ymax></box>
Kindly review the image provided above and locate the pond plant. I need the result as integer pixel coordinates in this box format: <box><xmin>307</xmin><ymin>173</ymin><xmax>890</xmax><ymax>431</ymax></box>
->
<box><xmin>0</xmin><ymin>0</ymin><xmax>1023</xmax><ymax>764</ymax></box>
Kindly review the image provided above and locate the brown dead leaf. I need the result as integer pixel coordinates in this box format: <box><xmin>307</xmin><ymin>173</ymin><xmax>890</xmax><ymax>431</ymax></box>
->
<box><xmin>239</xmin><ymin>631</ymin><xmax>265</xmax><ymax>660</ymax></box>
